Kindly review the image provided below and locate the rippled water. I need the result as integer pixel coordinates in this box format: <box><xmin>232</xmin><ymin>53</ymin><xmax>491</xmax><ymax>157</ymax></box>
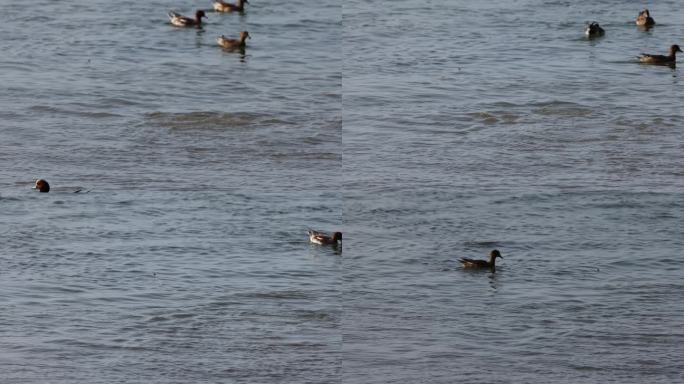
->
<box><xmin>343</xmin><ymin>0</ymin><xmax>684</xmax><ymax>383</ymax></box>
<box><xmin>3</xmin><ymin>0</ymin><xmax>684</xmax><ymax>382</ymax></box>
<box><xmin>1</xmin><ymin>0</ymin><xmax>341</xmax><ymax>382</ymax></box>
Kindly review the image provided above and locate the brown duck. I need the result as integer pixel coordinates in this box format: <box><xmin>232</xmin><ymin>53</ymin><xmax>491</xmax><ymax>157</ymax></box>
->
<box><xmin>213</xmin><ymin>0</ymin><xmax>249</xmax><ymax>13</ymax></box>
<box><xmin>33</xmin><ymin>179</ymin><xmax>50</xmax><ymax>193</ymax></box>
<box><xmin>636</xmin><ymin>9</ymin><xmax>655</xmax><ymax>27</ymax></box>
<box><xmin>217</xmin><ymin>31</ymin><xmax>250</xmax><ymax>49</ymax></box>
<box><xmin>639</xmin><ymin>45</ymin><xmax>682</xmax><ymax>65</ymax></box>
<box><xmin>460</xmin><ymin>250</ymin><xmax>503</xmax><ymax>272</ymax></box>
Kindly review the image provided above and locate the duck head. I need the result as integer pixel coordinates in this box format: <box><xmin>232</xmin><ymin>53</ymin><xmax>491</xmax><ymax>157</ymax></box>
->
<box><xmin>34</xmin><ymin>179</ymin><xmax>50</xmax><ymax>193</ymax></box>
<box><xmin>240</xmin><ymin>31</ymin><xmax>251</xmax><ymax>41</ymax></box>
<box><xmin>670</xmin><ymin>44</ymin><xmax>682</xmax><ymax>55</ymax></box>
<box><xmin>332</xmin><ymin>232</ymin><xmax>342</xmax><ymax>242</ymax></box>
<box><xmin>196</xmin><ymin>10</ymin><xmax>207</xmax><ymax>20</ymax></box>
<box><xmin>490</xmin><ymin>249</ymin><xmax>503</xmax><ymax>261</ymax></box>
<box><xmin>585</xmin><ymin>22</ymin><xmax>602</xmax><ymax>36</ymax></box>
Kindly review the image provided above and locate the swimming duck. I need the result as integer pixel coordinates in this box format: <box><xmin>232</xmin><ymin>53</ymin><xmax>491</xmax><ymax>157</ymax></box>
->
<box><xmin>168</xmin><ymin>10</ymin><xmax>207</xmax><ymax>27</ymax></box>
<box><xmin>636</xmin><ymin>9</ymin><xmax>655</xmax><ymax>27</ymax></box>
<box><xmin>585</xmin><ymin>22</ymin><xmax>605</xmax><ymax>38</ymax></box>
<box><xmin>33</xmin><ymin>179</ymin><xmax>50</xmax><ymax>193</ymax></box>
<box><xmin>460</xmin><ymin>249</ymin><xmax>503</xmax><ymax>272</ymax></box>
<box><xmin>217</xmin><ymin>31</ymin><xmax>250</xmax><ymax>49</ymax></box>
<box><xmin>213</xmin><ymin>0</ymin><xmax>249</xmax><ymax>12</ymax></box>
<box><xmin>308</xmin><ymin>229</ymin><xmax>342</xmax><ymax>246</ymax></box>
<box><xmin>639</xmin><ymin>44</ymin><xmax>682</xmax><ymax>64</ymax></box>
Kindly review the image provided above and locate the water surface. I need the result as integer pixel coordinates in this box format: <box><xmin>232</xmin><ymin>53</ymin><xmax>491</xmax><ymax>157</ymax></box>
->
<box><xmin>343</xmin><ymin>1</ymin><xmax>684</xmax><ymax>383</ymax></box>
<box><xmin>1</xmin><ymin>1</ymin><xmax>341</xmax><ymax>383</ymax></box>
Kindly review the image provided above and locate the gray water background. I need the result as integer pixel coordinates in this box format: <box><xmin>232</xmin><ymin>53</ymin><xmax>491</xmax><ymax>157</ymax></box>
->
<box><xmin>1</xmin><ymin>0</ymin><xmax>341</xmax><ymax>383</ymax></box>
<box><xmin>2</xmin><ymin>0</ymin><xmax>684</xmax><ymax>383</ymax></box>
<box><xmin>343</xmin><ymin>0</ymin><xmax>683</xmax><ymax>383</ymax></box>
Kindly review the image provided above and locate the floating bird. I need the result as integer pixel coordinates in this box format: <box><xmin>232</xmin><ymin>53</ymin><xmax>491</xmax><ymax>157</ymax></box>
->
<box><xmin>639</xmin><ymin>44</ymin><xmax>682</xmax><ymax>65</ymax></box>
<box><xmin>213</xmin><ymin>0</ymin><xmax>249</xmax><ymax>13</ymax></box>
<box><xmin>33</xmin><ymin>179</ymin><xmax>50</xmax><ymax>193</ymax></box>
<box><xmin>308</xmin><ymin>229</ymin><xmax>342</xmax><ymax>246</ymax></box>
<box><xmin>585</xmin><ymin>22</ymin><xmax>605</xmax><ymax>38</ymax></box>
<box><xmin>217</xmin><ymin>31</ymin><xmax>250</xmax><ymax>49</ymax></box>
<box><xmin>636</xmin><ymin>9</ymin><xmax>655</xmax><ymax>27</ymax></box>
<box><xmin>168</xmin><ymin>10</ymin><xmax>207</xmax><ymax>27</ymax></box>
<box><xmin>460</xmin><ymin>249</ymin><xmax>503</xmax><ymax>272</ymax></box>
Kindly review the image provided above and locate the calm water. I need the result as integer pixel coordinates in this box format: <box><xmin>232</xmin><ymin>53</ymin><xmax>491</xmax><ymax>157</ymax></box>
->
<box><xmin>2</xmin><ymin>0</ymin><xmax>684</xmax><ymax>383</ymax></box>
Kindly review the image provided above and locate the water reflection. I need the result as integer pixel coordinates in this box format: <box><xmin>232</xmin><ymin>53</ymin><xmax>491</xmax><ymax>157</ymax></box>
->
<box><xmin>219</xmin><ymin>46</ymin><xmax>247</xmax><ymax>61</ymax></box>
<box><xmin>488</xmin><ymin>271</ymin><xmax>500</xmax><ymax>292</ymax></box>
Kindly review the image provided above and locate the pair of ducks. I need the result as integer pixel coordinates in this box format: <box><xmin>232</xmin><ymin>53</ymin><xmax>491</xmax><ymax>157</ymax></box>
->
<box><xmin>169</xmin><ymin>0</ymin><xmax>249</xmax><ymax>25</ymax></box>
<box><xmin>168</xmin><ymin>0</ymin><xmax>250</xmax><ymax>49</ymax></box>
<box><xmin>168</xmin><ymin>0</ymin><xmax>248</xmax><ymax>25</ymax></box>
<box><xmin>33</xmin><ymin>182</ymin><xmax>340</xmax><ymax>246</ymax></box>
<box><xmin>585</xmin><ymin>10</ymin><xmax>681</xmax><ymax>65</ymax></box>
<box><xmin>33</xmin><ymin>183</ymin><xmax>342</xmax><ymax>244</ymax></box>
<box><xmin>632</xmin><ymin>9</ymin><xmax>681</xmax><ymax>64</ymax></box>
<box><xmin>584</xmin><ymin>9</ymin><xmax>655</xmax><ymax>37</ymax></box>
<box><xmin>584</xmin><ymin>8</ymin><xmax>653</xmax><ymax>37</ymax></box>
<box><xmin>169</xmin><ymin>0</ymin><xmax>248</xmax><ymax>26</ymax></box>
<box><xmin>308</xmin><ymin>229</ymin><xmax>503</xmax><ymax>274</ymax></box>
<box><xmin>34</xmin><ymin>181</ymin><xmax>343</xmax><ymax>246</ymax></box>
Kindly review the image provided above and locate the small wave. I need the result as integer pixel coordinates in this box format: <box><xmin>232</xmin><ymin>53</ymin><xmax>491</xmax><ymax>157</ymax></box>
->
<box><xmin>145</xmin><ymin>111</ymin><xmax>294</xmax><ymax>131</ymax></box>
<box><xmin>0</xmin><ymin>111</ymin><xmax>23</xmax><ymax>119</ymax></box>
<box><xmin>270</xmin><ymin>151</ymin><xmax>340</xmax><ymax>161</ymax></box>
<box><xmin>467</xmin><ymin>111</ymin><xmax>522</xmax><ymax>125</ymax></box>
<box><xmin>292</xmin><ymin>309</ymin><xmax>339</xmax><ymax>322</ymax></box>
<box><xmin>237</xmin><ymin>290</ymin><xmax>312</xmax><ymax>300</ymax></box>
<box><xmin>611</xmin><ymin>116</ymin><xmax>679</xmax><ymax>130</ymax></box>
<box><xmin>27</xmin><ymin>105</ymin><xmax>121</xmax><ymax>119</ymax></box>
<box><xmin>462</xmin><ymin>241</ymin><xmax>506</xmax><ymax>248</ymax></box>
<box><xmin>531</xmin><ymin>100</ymin><xmax>594</xmax><ymax>117</ymax></box>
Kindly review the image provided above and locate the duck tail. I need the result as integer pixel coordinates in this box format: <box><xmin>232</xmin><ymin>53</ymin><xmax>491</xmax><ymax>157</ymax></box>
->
<box><xmin>308</xmin><ymin>229</ymin><xmax>323</xmax><ymax>236</ymax></box>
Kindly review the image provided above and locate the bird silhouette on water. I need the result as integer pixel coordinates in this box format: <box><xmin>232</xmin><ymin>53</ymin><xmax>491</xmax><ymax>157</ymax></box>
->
<box><xmin>460</xmin><ymin>249</ymin><xmax>503</xmax><ymax>272</ymax></box>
